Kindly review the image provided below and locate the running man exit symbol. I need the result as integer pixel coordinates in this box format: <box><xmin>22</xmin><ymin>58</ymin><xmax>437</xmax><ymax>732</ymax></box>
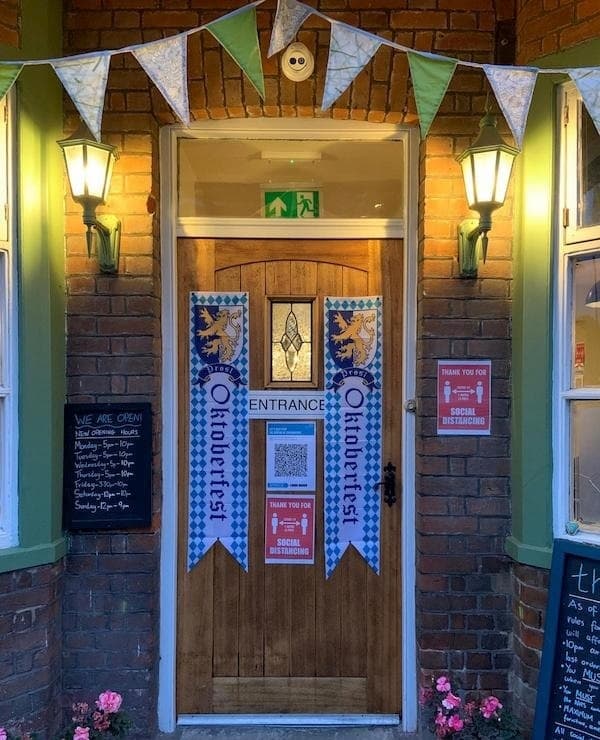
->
<box><xmin>264</xmin><ymin>190</ymin><xmax>320</xmax><ymax>219</ymax></box>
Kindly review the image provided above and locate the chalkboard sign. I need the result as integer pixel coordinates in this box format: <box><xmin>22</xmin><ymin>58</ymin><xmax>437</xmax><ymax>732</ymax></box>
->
<box><xmin>63</xmin><ymin>403</ymin><xmax>152</xmax><ymax>530</ymax></box>
<box><xmin>533</xmin><ymin>539</ymin><xmax>600</xmax><ymax>740</ymax></box>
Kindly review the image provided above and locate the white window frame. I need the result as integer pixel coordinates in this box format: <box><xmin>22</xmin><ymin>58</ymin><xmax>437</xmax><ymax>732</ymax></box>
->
<box><xmin>0</xmin><ymin>91</ymin><xmax>17</xmax><ymax>549</ymax></box>
<box><xmin>554</xmin><ymin>82</ymin><xmax>600</xmax><ymax>547</ymax></box>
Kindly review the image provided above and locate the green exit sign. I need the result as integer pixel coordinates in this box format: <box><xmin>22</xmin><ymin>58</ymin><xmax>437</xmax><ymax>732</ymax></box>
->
<box><xmin>264</xmin><ymin>190</ymin><xmax>320</xmax><ymax>219</ymax></box>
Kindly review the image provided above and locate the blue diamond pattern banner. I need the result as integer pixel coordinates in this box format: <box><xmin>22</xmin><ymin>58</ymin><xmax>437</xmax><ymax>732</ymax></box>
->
<box><xmin>188</xmin><ymin>292</ymin><xmax>249</xmax><ymax>571</ymax></box>
<box><xmin>324</xmin><ymin>296</ymin><xmax>382</xmax><ymax>578</ymax></box>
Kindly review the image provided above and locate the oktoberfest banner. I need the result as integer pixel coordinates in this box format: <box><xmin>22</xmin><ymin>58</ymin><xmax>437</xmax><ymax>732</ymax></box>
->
<box><xmin>324</xmin><ymin>296</ymin><xmax>382</xmax><ymax>578</ymax></box>
<box><xmin>188</xmin><ymin>292</ymin><xmax>249</xmax><ymax>571</ymax></box>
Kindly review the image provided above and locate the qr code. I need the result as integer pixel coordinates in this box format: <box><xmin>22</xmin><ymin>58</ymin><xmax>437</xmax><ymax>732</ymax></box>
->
<box><xmin>274</xmin><ymin>443</ymin><xmax>308</xmax><ymax>478</ymax></box>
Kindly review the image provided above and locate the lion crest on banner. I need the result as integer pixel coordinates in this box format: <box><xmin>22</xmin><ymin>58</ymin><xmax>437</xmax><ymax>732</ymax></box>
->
<box><xmin>195</xmin><ymin>305</ymin><xmax>243</xmax><ymax>364</ymax></box>
<box><xmin>329</xmin><ymin>309</ymin><xmax>377</xmax><ymax>369</ymax></box>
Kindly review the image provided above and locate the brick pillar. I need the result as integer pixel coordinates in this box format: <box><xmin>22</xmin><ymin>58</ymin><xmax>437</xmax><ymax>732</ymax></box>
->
<box><xmin>0</xmin><ymin>563</ymin><xmax>64</xmax><ymax>737</ymax></box>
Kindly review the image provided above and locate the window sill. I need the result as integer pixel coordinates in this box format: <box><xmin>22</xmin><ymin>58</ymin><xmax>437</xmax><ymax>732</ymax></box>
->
<box><xmin>505</xmin><ymin>535</ymin><xmax>552</xmax><ymax>569</ymax></box>
<box><xmin>0</xmin><ymin>536</ymin><xmax>66</xmax><ymax>574</ymax></box>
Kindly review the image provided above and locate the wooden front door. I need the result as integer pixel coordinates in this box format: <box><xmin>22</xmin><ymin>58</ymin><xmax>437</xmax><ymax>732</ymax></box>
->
<box><xmin>176</xmin><ymin>239</ymin><xmax>402</xmax><ymax>716</ymax></box>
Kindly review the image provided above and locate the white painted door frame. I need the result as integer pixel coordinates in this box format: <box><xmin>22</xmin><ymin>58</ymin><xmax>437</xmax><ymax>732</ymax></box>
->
<box><xmin>157</xmin><ymin>118</ymin><xmax>418</xmax><ymax>733</ymax></box>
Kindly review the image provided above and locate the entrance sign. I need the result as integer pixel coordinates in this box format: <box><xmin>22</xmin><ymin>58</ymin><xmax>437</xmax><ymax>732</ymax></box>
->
<box><xmin>248</xmin><ymin>390</ymin><xmax>325</xmax><ymax>419</ymax></box>
<box><xmin>264</xmin><ymin>189</ymin><xmax>320</xmax><ymax>218</ymax></box>
<box><xmin>437</xmin><ymin>359</ymin><xmax>491</xmax><ymax>435</ymax></box>
<box><xmin>188</xmin><ymin>292</ymin><xmax>249</xmax><ymax>571</ymax></box>
<box><xmin>324</xmin><ymin>296</ymin><xmax>382</xmax><ymax>578</ymax></box>
<box><xmin>266</xmin><ymin>421</ymin><xmax>316</xmax><ymax>491</ymax></box>
<box><xmin>265</xmin><ymin>494</ymin><xmax>315</xmax><ymax>564</ymax></box>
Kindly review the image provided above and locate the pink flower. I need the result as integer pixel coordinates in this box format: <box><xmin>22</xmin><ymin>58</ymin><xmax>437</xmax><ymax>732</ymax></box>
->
<box><xmin>448</xmin><ymin>714</ymin><xmax>464</xmax><ymax>732</ymax></box>
<box><xmin>434</xmin><ymin>709</ymin><xmax>450</xmax><ymax>737</ymax></box>
<box><xmin>442</xmin><ymin>691</ymin><xmax>461</xmax><ymax>709</ymax></box>
<box><xmin>92</xmin><ymin>710</ymin><xmax>110</xmax><ymax>732</ymax></box>
<box><xmin>464</xmin><ymin>700</ymin><xmax>476</xmax><ymax>717</ymax></box>
<box><xmin>96</xmin><ymin>690</ymin><xmax>122</xmax><ymax>714</ymax></box>
<box><xmin>435</xmin><ymin>709</ymin><xmax>448</xmax><ymax>728</ymax></box>
<box><xmin>436</xmin><ymin>675</ymin><xmax>451</xmax><ymax>693</ymax></box>
<box><xmin>419</xmin><ymin>686</ymin><xmax>434</xmax><ymax>706</ymax></box>
<box><xmin>0</xmin><ymin>728</ymin><xmax>7</xmax><ymax>740</ymax></box>
<box><xmin>71</xmin><ymin>702</ymin><xmax>89</xmax><ymax>724</ymax></box>
<box><xmin>481</xmin><ymin>695</ymin><xmax>503</xmax><ymax>719</ymax></box>
<box><xmin>73</xmin><ymin>728</ymin><xmax>90</xmax><ymax>740</ymax></box>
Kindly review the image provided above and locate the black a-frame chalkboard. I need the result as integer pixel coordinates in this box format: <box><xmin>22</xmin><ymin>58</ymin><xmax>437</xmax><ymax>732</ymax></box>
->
<box><xmin>533</xmin><ymin>539</ymin><xmax>600</xmax><ymax>739</ymax></box>
<box><xmin>63</xmin><ymin>403</ymin><xmax>152</xmax><ymax>530</ymax></box>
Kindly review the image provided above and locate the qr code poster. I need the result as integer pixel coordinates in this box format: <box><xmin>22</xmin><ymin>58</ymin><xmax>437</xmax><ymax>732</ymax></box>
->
<box><xmin>266</xmin><ymin>421</ymin><xmax>316</xmax><ymax>491</ymax></box>
<box><xmin>265</xmin><ymin>494</ymin><xmax>315</xmax><ymax>565</ymax></box>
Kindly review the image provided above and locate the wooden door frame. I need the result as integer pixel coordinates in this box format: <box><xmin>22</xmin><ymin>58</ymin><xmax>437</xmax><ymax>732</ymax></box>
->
<box><xmin>157</xmin><ymin>119</ymin><xmax>419</xmax><ymax>734</ymax></box>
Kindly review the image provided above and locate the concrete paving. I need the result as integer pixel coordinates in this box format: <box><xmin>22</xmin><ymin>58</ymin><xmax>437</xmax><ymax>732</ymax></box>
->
<box><xmin>156</xmin><ymin>726</ymin><xmax>421</xmax><ymax>739</ymax></box>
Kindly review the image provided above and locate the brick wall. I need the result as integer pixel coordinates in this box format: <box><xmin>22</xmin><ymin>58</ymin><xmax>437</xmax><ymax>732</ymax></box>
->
<box><xmin>0</xmin><ymin>0</ymin><xmax>20</xmax><ymax>49</ymax></box>
<box><xmin>0</xmin><ymin>563</ymin><xmax>63</xmax><ymax>737</ymax></box>
<box><xmin>62</xmin><ymin>533</ymin><xmax>159</xmax><ymax>736</ymax></box>
<box><xmin>516</xmin><ymin>0</ymin><xmax>600</xmax><ymax>64</ymax></box>
<box><xmin>510</xmin><ymin>564</ymin><xmax>549</xmax><ymax>732</ymax></box>
<box><xmin>62</xmin><ymin>0</ymin><xmax>516</xmax><ymax>733</ymax></box>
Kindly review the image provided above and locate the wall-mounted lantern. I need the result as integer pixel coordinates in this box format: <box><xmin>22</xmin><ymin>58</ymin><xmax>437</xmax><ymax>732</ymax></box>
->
<box><xmin>58</xmin><ymin>131</ymin><xmax>121</xmax><ymax>273</ymax></box>
<box><xmin>457</xmin><ymin>111</ymin><xmax>518</xmax><ymax>278</ymax></box>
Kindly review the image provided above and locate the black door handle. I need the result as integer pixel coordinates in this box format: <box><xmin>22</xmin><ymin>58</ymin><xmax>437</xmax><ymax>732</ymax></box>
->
<box><xmin>374</xmin><ymin>461</ymin><xmax>397</xmax><ymax>507</ymax></box>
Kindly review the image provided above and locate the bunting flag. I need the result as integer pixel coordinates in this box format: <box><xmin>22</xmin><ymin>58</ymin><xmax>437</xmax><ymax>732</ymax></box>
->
<box><xmin>52</xmin><ymin>55</ymin><xmax>110</xmax><ymax>141</ymax></box>
<box><xmin>207</xmin><ymin>5</ymin><xmax>265</xmax><ymax>99</ymax></box>
<box><xmin>0</xmin><ymin>64</ymin><xmax>22</xmax><ymax>100</ymax></box>
<box><xmin>133</xmin><ymin>34</ymin><xmax>190</xmax><ymax>126</ymax></box>
<box><xmin>268</xmin><ymin>0</ymin><xmax>313</xmax><ymax>57</ymax></box>
<box><xmin>322</xmin><ymin>23</ymin><xmax>381</xmax><ymax>111</ymax></box>
<box><xmin>484</xmin><ymin>65</ymin><xmax>537</xmax><ymax>149</ymax></box>
<box><xmin>188</xmin><ymin>292</ymin><xmax>250</xmax><ymax>572</ymax></box>
<box><xmin>324</xmin><ymin>296</ymin><xmax>383</xmax><ymax>578</ymax></box>
<box><xmin>3</xmin><ymin>1</ymin><xmax>600</xmax><ymax>147</ymax></box>
<box><xmin>569</xmin><ymin>67</ymin><xmax>600</xmax><ymax>136</ymax></box>
<box><xmin>407</xmin><ymin>51</ymin><xmax>457</xmax><ymax>139</ymax></box>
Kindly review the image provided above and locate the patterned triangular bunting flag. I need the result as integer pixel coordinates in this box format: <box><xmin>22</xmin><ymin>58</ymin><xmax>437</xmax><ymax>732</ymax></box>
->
<box><xmin>133</xmin><ymin>34</ymin><xmax>190</xmax><ymax>126</ymax></box>
<box><xmin>322</xmin><ymin>23</ymin><xmax>381</xmax><ymax>111</ymax></box>
<box><xmin>268</xmin><ymin>0</ymin><xmax>313</xmax><ymax>57</ymax></box>
<box><xmin>484</xmin><ymin>65</ymin><xmax>537</xmax><ymax>149</ymax></box>
<box><xmin>569</xmin><ymin>67</ymin><xmax>600</xmax><ymax>136</ymax></box>
<box><xmin>52</xmin><ymin>55</ymin><xmax>110</xmax><ymax>141</ymax></box>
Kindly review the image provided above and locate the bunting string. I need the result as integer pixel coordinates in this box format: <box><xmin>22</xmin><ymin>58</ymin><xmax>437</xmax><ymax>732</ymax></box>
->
<box><xmin>2</xmin><ymin>0</ymin><xmax>600</xmax><ymax>142</ymax></box>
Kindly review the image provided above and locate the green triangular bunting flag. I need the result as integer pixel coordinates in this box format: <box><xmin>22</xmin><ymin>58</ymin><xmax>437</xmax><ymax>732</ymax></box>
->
<box><xmin>0</xmin><ymin>64</ymin><xmax>22</xmax><ymax>99</ymax></box>
<box><xmin>207</xmin><ymin>5</ymin><xmax>265</xmax><ymax>99</ymax></box>
<box><xmin>408</xmin><ymin>52</ymin><xmax>456</xmax><ymax>139</ymax></box>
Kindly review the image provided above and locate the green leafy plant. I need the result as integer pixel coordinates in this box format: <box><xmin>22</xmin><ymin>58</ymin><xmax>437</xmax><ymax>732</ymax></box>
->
<box><xmin>420</xmin><ymin>675</ymin><xmax>523</xmax><ymax>738</ymax></box>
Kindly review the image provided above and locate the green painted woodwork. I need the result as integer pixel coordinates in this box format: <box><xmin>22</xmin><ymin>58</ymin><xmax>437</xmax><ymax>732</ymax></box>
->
<box><xmin>509</xmin><ymin>38</ymin><xmax>600</xmax><ymax>569</ymax></box>
<box><xmin>0</xmin><ymin>0</ymin><xmax>66</xmax><ymax>573</ymax></box>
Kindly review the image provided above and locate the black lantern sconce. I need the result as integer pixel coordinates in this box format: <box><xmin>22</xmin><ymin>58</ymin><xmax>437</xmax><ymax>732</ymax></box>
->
<box><xmin>457</xmin><ymin>110</ymin><xmax>518</xmax><ymax>278</ymax></box>
<box><xmin>58</xmin><ymin>131</ymin><xmax>121</xmax><ymax>273</ymax></box>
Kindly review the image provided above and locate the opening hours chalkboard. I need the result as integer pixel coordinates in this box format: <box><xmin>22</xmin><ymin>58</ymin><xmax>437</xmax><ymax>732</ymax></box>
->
<box><xmin>533</xmin><ymin>539</ymin><xmax>600</xmax><ymax>740</ymax></box>
<box><xmin>63</xmin><ymin>403</ymin><xmax>152</xmax><ymax>530</ymax></box>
